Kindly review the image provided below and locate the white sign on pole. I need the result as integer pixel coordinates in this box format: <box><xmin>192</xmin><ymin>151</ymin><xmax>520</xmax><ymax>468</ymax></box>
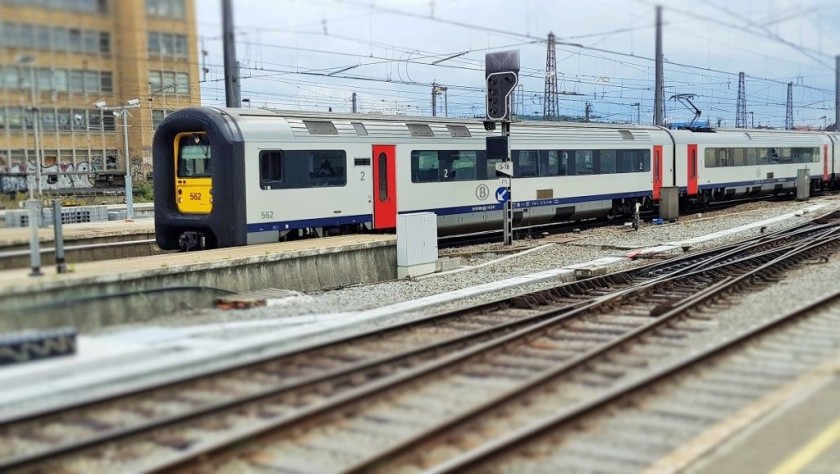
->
<box><xmin>495</xmin><ymin>161</ymin><xmax>514</xmax><ymax>177</ymax></box>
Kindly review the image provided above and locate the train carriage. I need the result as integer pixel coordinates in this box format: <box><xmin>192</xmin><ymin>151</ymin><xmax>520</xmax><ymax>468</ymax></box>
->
<box><xmin>154</xmin><ymin>107</ymin><xmax>836</xmax><ymax>251</ymax></box>
<box><xmin>671</xmin><ymin>129</ymin><xmax>831</xmax><ymax>203</ymax></box>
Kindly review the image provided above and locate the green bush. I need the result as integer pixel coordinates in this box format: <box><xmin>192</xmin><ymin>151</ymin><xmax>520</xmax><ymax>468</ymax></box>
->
<box><xmin>133</xmin><ymin>181</ymin><xmax>154</xmax><ymax>202</ymax></box>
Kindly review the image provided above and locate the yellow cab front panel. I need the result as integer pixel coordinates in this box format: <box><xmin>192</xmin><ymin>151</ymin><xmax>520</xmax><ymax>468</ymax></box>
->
<box><xmin>174</xmin><ymin>131</ymin><xmax>213</xmax><ymax>214</ymax></box>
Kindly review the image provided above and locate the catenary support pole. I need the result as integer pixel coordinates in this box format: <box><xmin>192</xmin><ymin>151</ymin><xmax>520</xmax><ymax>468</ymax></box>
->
<box><xmin>654</xmin><ymin>5</ymin><xmax>664</xmax><ymax>126</ymax></box>
<box><xmin>835</xmin><ymin>55</ymin><xmax>839</xmax><ymax>132</ymax></box>
<box><xmin>222</xmin><ymin>0</ymin><xmax>241</xmax><ymax>107</ymax></box>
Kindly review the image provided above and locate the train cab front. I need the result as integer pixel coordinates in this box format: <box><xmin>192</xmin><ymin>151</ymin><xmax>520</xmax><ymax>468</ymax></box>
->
<box><xmin>174</xmin><ymin>132</ymin><xmax>213</xmax><ymax>250</ymax></box>
<box><xmin>153</xmin><ymin>107</ymin><xmax>246</xmax><ymax>251</ymax></box>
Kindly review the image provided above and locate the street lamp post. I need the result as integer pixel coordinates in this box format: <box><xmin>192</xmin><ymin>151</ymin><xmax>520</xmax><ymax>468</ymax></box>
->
<box><xmin>15</xmin><ymin>55</ymin><xmax>43</xmax><ymax>209</ymax></box>
<box><xmin>95</xmin><ymin>99</ymin><xmax>140</xmax><ymax>220</ymax></box>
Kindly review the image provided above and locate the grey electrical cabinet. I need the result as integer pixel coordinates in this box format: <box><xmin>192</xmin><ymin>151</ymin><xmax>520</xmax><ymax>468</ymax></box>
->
<box><xmin>397</xmin><ymin>212</ymin><xmax>438</xmax><ymax>278</ymax></box>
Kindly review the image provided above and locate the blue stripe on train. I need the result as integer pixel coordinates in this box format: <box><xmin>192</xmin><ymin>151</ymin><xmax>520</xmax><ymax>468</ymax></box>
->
<box><xmin>245</xmin><ymin>177</ymin><xmax>808</xmax><ymax>233</ymax></box>
<box><xmin>245</xmin><ymin>190</ymin><xmax>651</xmax><ymax>233</ymax></box>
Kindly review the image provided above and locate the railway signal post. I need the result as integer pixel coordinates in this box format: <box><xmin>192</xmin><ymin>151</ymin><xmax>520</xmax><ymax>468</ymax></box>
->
<box><xmin>485</xmin><ymin>51</ymin><xmax>520</xmax><ymax>246</ymax></box>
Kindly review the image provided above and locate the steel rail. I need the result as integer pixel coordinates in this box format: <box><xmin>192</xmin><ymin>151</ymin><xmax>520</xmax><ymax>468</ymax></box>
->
<box><xmin>136</xmin><ymin>229</ymin><xmax>840</xmax><ymax>472</ymax></box>
<box><xmin>429</xmin><ymin>278</ymin><xmax>840</xmax><ymax>473</ymax></box>
<box><xmin>4</xmin><ymin>217</ymin><xmax>835</xmax><ymax>472</ymax></box>
<box><xmin>0</xmin><ymin>278</ymin><xmax>637</xmax><ymax>470</ymax></box>
<box><xmin>342</xmin><ymin>231</ymin><xmax>840</xmax><ymax>473</ymax></box>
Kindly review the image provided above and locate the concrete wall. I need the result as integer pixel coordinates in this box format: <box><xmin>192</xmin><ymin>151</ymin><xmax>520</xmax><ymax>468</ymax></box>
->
<box><xmin>0</xmin><ymin>241</ymin><xmax>397</xmax><ymax>332</ymax></box>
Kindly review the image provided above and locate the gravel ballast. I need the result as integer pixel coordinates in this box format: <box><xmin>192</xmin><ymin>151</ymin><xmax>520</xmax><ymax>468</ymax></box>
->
<box><xmin>106</xmin><ymin>196</ymin><xmax>840</xmax><ymax>334</ymax></box>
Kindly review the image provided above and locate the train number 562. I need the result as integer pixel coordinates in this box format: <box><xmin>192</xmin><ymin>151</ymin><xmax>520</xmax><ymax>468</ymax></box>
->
<box><xmin>189</xmin><ymin>192</ymin><xmax>202</xmax><ymax>200</ymax></box>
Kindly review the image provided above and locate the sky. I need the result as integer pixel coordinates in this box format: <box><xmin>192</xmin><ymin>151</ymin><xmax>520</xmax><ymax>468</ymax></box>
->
<box><xmin>195</xmin><ymin>0</ymin><xmax>840</xmax><ymax>129</ymax></box>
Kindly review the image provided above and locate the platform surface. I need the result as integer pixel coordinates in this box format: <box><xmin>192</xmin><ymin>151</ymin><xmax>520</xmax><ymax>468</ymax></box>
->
<box><xmin>0</xmin><ymin>233</ymin><xmax>396</xmax><ymax>293</ymax></box>
<box><xmin>690</xmin><ymin>357</ymin><xmax>840</xmax><ymax>474</ymax></box>
<box><xmin>0</xmin><ymin>218</ymin><xmax>155</xmax><ymax>247</ymax></box>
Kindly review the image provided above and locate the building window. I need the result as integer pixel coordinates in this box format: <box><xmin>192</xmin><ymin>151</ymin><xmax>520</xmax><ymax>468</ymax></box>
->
<box><xmin>162</xmin><ymin>71</ymin><xmax>175</xmax><ymax>94</ymax></box>
<box><xmin>148</xmin><ymin>70</ymin><xmax>162</xmax><ymax>95</ymax></box>
<box><xmin>53</xmin><ymin>69</ymin><xmax>68</xmax><ymax>92</ymax></box>
<box><xmin>147</xmin><ymin>32</ymin><xmax>189</xmax><ymax>58</ymax></box>
<box><xmin>3</xmin><ymin>67</ymin><xmax>19</xmax><ymax>90</ymax></box>
<box><xmin>149</xmin><ymin>70</ymin><xmax>190</xmax><ymax>96</ymax></box>
<box><xmin>41</xmin><ymin>110</ymin><xmax>56</xmax><ymax>131</ymax></box>
<box><xmin>147</xmin><ymin>0</ymin><xmax>185</xmax><ymax>19</ymax></box>
<box><xmin>72</xmin><ymin>110</ymin><xmax>86</xmax><ymax>131</ymax></box>
<box><xmin>36</xmin><ymin>68</ymin><xmax>51</xmax><ymax>92</ymax></box>
<box><xmin>175</xmin><ymin>72</ymin><xmax>189</xmax><ymax>95</ymax></box>
<box><xmin>69</xmin><ymin>70</ymin><xmax>84</xmax><ymax>92</ymax></box>
<box><xmin>84</xmin><ymin>70</ymin><xmax>99</xmax><ymax>92</ymax></box>
<box><xmin>36</xmin><ymin>25</ymin><xmax>50</xmax><ymax>49</ymax></box>
<box><xmin>19</xmin><ymin>23</ymin><xmax>33</xmax><ymax>46</ymax></box>
<box><xmin>100</xmin><ymin>71</ymin><xmax>113</xmax><ymax>92</ymax></box>
<box><xmin>88</xmin><ymin>110</ymin><xmax>102</xmax><ymax>131</ymax></box>
<box><xmin>103</xmin><ymin>113</ymin><xmax>116</xmax><ymax>132</ymax></box>
<box><xmin>52</xmin><ymin>27</ymin><xmax>68</xmax><ymax>52</ymax></box>
<box><xmin>99</xmin><ymin>32</ymin><xmax>110</xmax><ymax>54</ymax></box>
<box><xmin>3</xmin><ymin>22</ymin><xmax>19</xmax><ymax>48</ymax></box>
<box><xmin>174</xmin><ymin>34</ymin><xmax>187</xmax><ymax>57</ymax></box>
<box><xmin>152</xmin><ymin>109</ymin><xmax>168</xmax><ymax>129</ymax></box>
<box><xmin>8</xmin><ymin>107</ymin><xmax>23</xmax><ymax>129</ymax></box>
<box><xmin>68</xmin><ymin>28</ymin><xmax>82</xmax><ymax>53</ymax></box>
<box><xmin>56</xmin><ymin>109</ymin><xmax>71</xmax><ymax>131</ymax></box>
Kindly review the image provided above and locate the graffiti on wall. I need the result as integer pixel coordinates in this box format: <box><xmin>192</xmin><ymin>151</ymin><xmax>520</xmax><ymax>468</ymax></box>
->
<box><xmin>0</xmin><ymin>162</ymin><xmax>95</xmax><ymax>193</ymax></box>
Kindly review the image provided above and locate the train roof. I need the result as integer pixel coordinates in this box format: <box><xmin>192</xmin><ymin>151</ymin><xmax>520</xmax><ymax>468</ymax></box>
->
<box><xmin>168</xmin><ymin>107</ymin><xmax>840</xmax><ymax>146</ymax></box>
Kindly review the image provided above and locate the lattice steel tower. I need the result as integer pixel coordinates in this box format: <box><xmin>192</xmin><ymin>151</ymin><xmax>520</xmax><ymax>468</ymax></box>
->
<box><xmin>785</xmin><ymin>82</ymin><xmax>794</xmax><ymax>130</ymax></box>
<box><xmin>543</xmin><ymin>32</ymin><xmax>559</xmax><ymax>121</ymax></box>
<box><xmin>736</xmin><ymin>72</ymin><xmax>747</xmax><ymax>128</ymax></box>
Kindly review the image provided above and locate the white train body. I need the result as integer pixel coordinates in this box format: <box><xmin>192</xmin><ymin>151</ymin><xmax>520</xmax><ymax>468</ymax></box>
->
<box><xmin>153</xmin><ymin>108</ymin><xmax>835</xmax><ymax>250</ymax></box>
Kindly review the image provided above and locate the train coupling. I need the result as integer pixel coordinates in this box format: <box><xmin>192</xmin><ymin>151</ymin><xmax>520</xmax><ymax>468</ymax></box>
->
<box><xmin>178</xmin><ymin>232</ymin><xmax>207</xmax><ymax>252</ymax></box>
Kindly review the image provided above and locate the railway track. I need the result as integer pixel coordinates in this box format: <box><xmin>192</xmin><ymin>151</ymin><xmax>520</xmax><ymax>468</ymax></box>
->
<box><xmin>5</xmin><ymin>215</ymin><xmax>839</xmax><ymax>472</ymax></box>
<box><xmin>429</xmin><ymin>285</ymin><xmax>840</xmax><ymax>473</ymax></box>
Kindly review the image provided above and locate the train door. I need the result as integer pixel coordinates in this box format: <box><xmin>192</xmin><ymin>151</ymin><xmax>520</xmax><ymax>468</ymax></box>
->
<box><xmin>687</xmin><ymin>144</ymin><xmax>699</xmax><ymax>195</ymax></box>
<box><xmin>372</xmin><ymin>144</ymin><xmax>397</xmax><ymax>229</ymax></box>
<box><xmin>652</xmin><ymin>145</ymin><xmax>663</xmax><ymax>200</ymax></box>
<box><xmin>824</xmin><ymin>144</ymin><xmax>830</xmax><ymax>182</ymax></box>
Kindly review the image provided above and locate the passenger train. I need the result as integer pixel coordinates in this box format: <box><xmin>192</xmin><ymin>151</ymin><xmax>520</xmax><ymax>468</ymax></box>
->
<box><xmin>153</xmin><ymin>107</ymin><xmax>840</xmax><ymax>251</ymax></box>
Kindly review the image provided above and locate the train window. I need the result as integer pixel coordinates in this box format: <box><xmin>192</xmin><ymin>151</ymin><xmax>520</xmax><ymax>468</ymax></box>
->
<box><xmin>514</xmin><ymin>151</ymin><xmax>539</xmax><ymax>177</ymax></box>
<box><xmin>451</xmin><ymin>151</ymin><xmax>477</xmax><ymax>180</ymax></box>
<box><xmin>378</xmin><ymin>152</ymin><xmax>388</xmax><ymax>202</ymax></box>
<box><xmin>259</xmin><ymin>150</ymin><xmax>283</xmax><ymax>187</ymax></box>
<box><xmin>411</xmin><ymin>150</ymin><xmax>487</xmax><ymax>182</ymax></box>
<box><xmin>597</xmin><ymin>150</ymin><xmax>617</xmax><ymax>174</ymax></box>
<box><xmin>259</xmin><ymin>150</ymin><xmax>346</xmax><ymax>189</ymax></box>
<box><xmin>307</xmin><ymin>151</ymin><xmax>346</xmax><ymax>187</ymax></box>
<box><xmin>574</xmin><ymin>150</ymin><xmax>593</xmax><ymax>175</ymax></box>
<box><xmin>411</xmin><ymin>151</ymin><xmax>440</xmax><ymax>183</ymax></box>
<box><xmin>177</xmin><ymin>134</ymin><xmax>211</xmax><ymax>178</ymax></box>
<box><xmin>704</xmin><ymin>147</ymin><xmax>820</xmax><ymax>168</ymax></box>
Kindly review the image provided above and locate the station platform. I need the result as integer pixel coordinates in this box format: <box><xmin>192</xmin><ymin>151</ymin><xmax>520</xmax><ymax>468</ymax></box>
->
<box><xmin>0</xmin><ymin>218</ymin><xmax>161</xmax><ymax>270</ymax></box>
<box><xmin>0</xmin><ymin>234</ymin><xmax>397</xmax><ymax>331</ymax></box>
<box><xmin>0</xmin><ymin>218</ymin><xmax>155</xmax><ymax>249</ymax></box>
<box><xmin>688</xmin><ymin>356</ymin><xmax>840</xmax><ymax>474</ymax></box>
